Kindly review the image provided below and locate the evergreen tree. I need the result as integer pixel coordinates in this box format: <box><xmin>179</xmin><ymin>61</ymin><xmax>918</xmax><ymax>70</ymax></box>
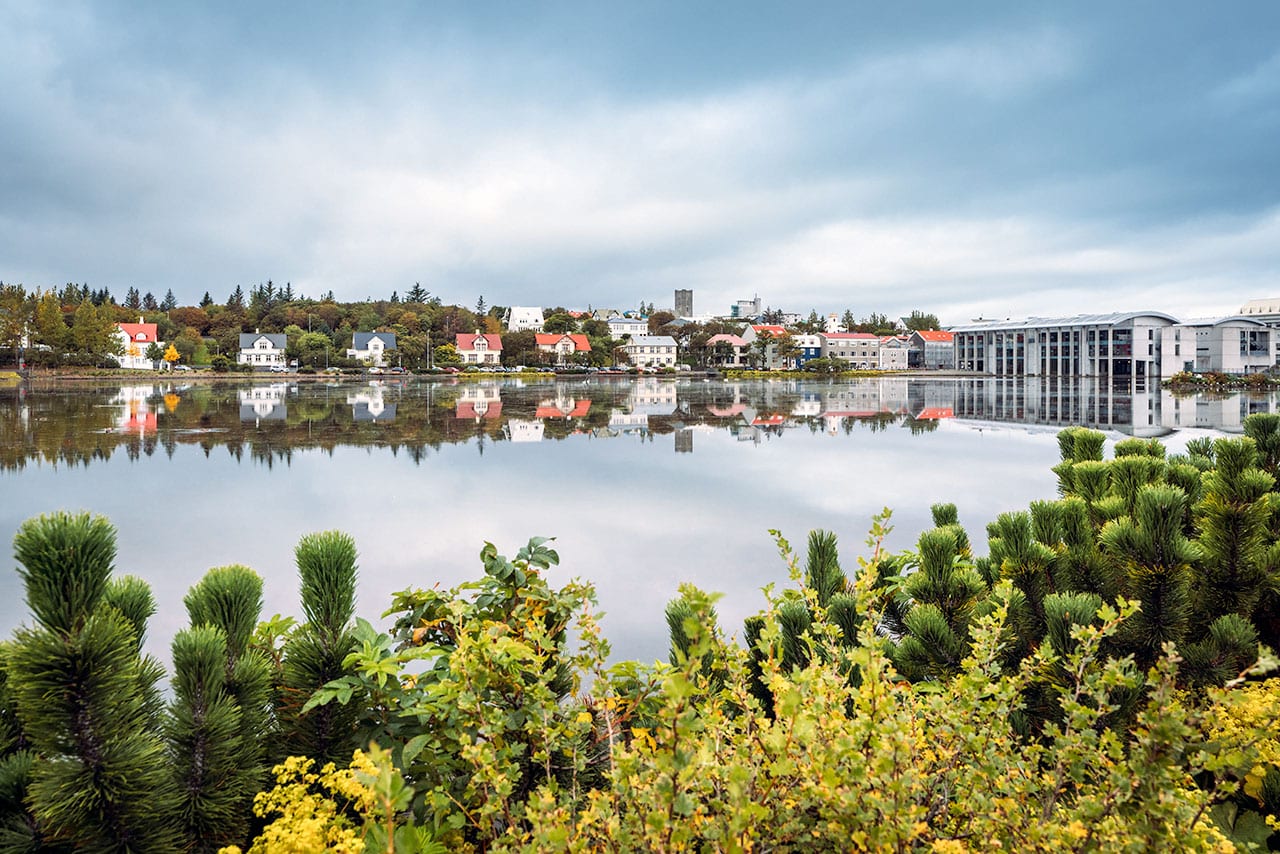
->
<box><xmin>227</xmin><ymin>285</ymin><xmax>245</xmax><ymax>311</ymax></box>
<box><xmin>125</xmin><ymin>287</ymin><xmax>141</xmax><ymax>310</ymax></box>
<box><xmin>276</xmin><ymin>531</ymin><xmax>360</xmax><ymax>765</ymax></box>
<box><xmin>142</xmin><ymin>291</ymin><xmax>158</xmax><ymax>311</ymax></box>
<box><xmin>281</xmin><ymin>281</ymin><xmax>294</xmax><ymax>302</ymax></box>
<box><xmin>841</xmin><ymin>309</ymin><xmax>855</xmax><ymax>332</ymax></box>
<box><xmin>161</xmin><ymin>289</ymin><xmax>177</xmax><ymax>311</ymax></box>
<box><xmin>6</xmin><ymin>513</ymin><xmax>179</xmax><ymax>851</ymax></box>
<box><xmin>199</xmin><ymin>291</ymin><xmax>214</xmax><ymax>308</ymax></box>
<box><xmin>476</xmin><ymin>295</ymin><xmax>487</xmax><ymax>317</ymax></box>
<box><xmin>406</xmin><ymin>282</ymin><xmax>428</xmax><ymax>304</ymax></box>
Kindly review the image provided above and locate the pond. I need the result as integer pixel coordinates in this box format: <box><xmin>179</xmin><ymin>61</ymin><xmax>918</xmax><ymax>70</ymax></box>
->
<box><xmin>0</xmin><ymin>375</ymin><xmax>1269</xmax><ymax>665</ymax></box>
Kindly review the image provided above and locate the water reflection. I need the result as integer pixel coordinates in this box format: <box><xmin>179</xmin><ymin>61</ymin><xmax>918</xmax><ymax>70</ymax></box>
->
<box><xmin>3</xmin><ymin>376</ymin><xmax>1280</xmax><ymax>471</ymax></box>
<box><xmin>2</xmin><ymin>374</ymin><xmax>1272</xmax><ymax>668</ymax></box>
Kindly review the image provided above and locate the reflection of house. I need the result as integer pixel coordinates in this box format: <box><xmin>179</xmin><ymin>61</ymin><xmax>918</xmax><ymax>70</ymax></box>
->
<box><xmin>536</xmin><ymin>396</ymin><xmax>591</xmax><ymax>419</ymax></box>
<box><xmin>535</xmin><ymin>333</ymin><xmax>591</xmax><ymax>365</ymax></box>
<box><xmin>1159</xmin><ymin>318</ymin><xmax>1276</xmax><ymax>376</ymax></box>
<box><xmin>347</xmin><ymin>332</ymin><xmax>396</xmax><ymax>367</ymax></box>
<box><xmin>238</xmin><ymin>331</ymin><xmax>287</xmax><ymax>370</ymax></box>
<box><xmin>610</xmin><ymin>379</ymin><xmax>678</xmax><ymax>430</ymax></box>
<box><xmin>607</xmin><ymin>316</ymin><xmax>649</xmax><ymax>339</ymax></box>
<box><xmin>455</xmin><ymin>383</ymin><xmax>503</xmax><ymax>420</ymax></box>
<box><xmin>623</xmin><ymin>335</ymin><xmax>677</xmax><ymax>368</ymax></box>
<box><xmin>908</xmin><ymin>330</ymin><xmax>955</xmax><ymax>369</ymax></box>
<box><xmin>505</xmin><ymin>418</ymin><xmax>545</xmax><ymax>442</ymax></box>
<box><xmin>455</xmin><ymin>332</ymin><xmax>503</xmax><ymax>365</ymax></box>
<box><xmin>504</xmin><ymin>307</ymin><xmax>544</xmax><ymax>332</ymax></box>
<box><xmin>348</xmin><ymin>385</ymin><xmax>396</xmax><ymax>422</ymax></box>
<box><xmin>115</xmin><ymin>319</ymin><xmax>161</xmax><ymax>370</ymax></box>
<box><xmin>114</xmin><ymin>385</ymin><xmax>158</xmax><ymax>433</ymax></box>
<box><xmin>238</xmin><ymin>384</ymin><xmax>289</xmax><ymax>421</ymax></box>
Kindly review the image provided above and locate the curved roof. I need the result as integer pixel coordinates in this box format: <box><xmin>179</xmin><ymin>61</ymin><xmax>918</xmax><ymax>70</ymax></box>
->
<box><xmin>949</xmin><ymin>311</ymin><xmax>1179</xmax><ymax>333</ymax></box>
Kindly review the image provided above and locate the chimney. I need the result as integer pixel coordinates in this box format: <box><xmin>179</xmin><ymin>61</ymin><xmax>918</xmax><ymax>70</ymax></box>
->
<box><xmin>138</xmin><ymin>316</ymin><xmax>143</xmax><ymax>324</ymax></box>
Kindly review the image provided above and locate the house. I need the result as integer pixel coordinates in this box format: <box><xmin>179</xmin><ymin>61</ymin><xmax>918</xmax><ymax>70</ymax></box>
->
<box><xmin>907</xmin><ymin>330</ymin><xmax>955</xmax><ymax>370</ymax></box>
<box><xmin>704</xmin><ymin>333</ymin><xmax>748</xmax><ymax>368</ymax></box>
<box><xmin>606</xmin><ymin>316</ymin><xmax>649</xmax><ymax>339</ymax></box>
<box><xmin>741</xmin><ymin>325</ymin><xmax>793</xmax><ymax>369</ymax></box>
<box><xmin>347</xmin><ymin>332</ymin><xmax>396</xmax><ymax>367</ymax></box>
<box><xmin>455</xmin><ymin>332</ymin><xmax>503</xmax><ymax>365</ymax></box>
<box><xmin>238</xmin><ymin>331</ymin><xmax>288</xmax><ymax>371</ymax></box>
<box><xmin>879</xmin><ymin>336</ymin><xmax>909</xmax><ymax>370</ymax></box>
<box><xmin>951</xmin><ymin>312</ymin><xmax>1177</xmax><ymax>379</ymax></box>
<box><xmin>1159</xmin><ymin>317</ymin><xmax>1277</xmax><ymax>376</ymax></box>
<box><xmin>792</xmin><ymin>334</ymin><xmax>822</xmax><ymax>368</ymax></box>
<box><xmin>623</xmin><ymin>335</ymin><xmax>678</xmax><ymax>368</ymax></box>
<box><xmin>504</xmin><ymin>306</ymin><xmax>545</xmax><ymax>332</ymax></box>
<box><xmin>819</xmin><ymin>333</ymin><xmax>880</xmax><ymax>369</ymax></box>
<box><xmin>535</xmin><ymin>333</ymin><xmax>592</xmax><ymax>365</ymax></box>
<box><xmin>115</xmin><ymin>319</ymin><xmax>161</xmax><ymax>370</ymax></box>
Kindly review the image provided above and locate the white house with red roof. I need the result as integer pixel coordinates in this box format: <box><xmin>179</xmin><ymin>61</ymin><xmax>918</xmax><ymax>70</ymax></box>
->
<box><xmin>908</xmin><ymin>330</ymin><xmax>955</xmax><ymax>369</ymax></box>
<box><xmin>455</xmin><ymin>332</ymin><xmax>503</xmax><ymax>365</ymax></box>
<box><xmin>535</xmin><ymin>333</ymin><xmax>591</xmax><ymax>365</ymax></box>
<box><xmin>115</xmin><ymin>319</ymin><xmax>161</xmax><ymax>370</ymax></box>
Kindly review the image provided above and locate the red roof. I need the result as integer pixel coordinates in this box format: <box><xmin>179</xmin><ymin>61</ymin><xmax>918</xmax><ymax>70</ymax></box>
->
<box><xmin>117</xmin><ymin>323</ymin><xmax>158</xmax><ymax>343</ymax></box>
<box><xmin>536</xmin><ymin>400</ymin><xmax>592</xmax><ymax>419</ymax></box>
<box><xmin>456</xmin><ymin>333</ymin><xmax>503</xmax><ymax>351</ymax></box>
<box><xmin>456</xmin><ymin>401</ymin><xmax>503</xmax><ymax>419</ymax></box>
<box><xmin>914</xmin><ymin>330</ymin><xmax>954</xmax><ymax>342</ymax></box>
<box><xmin>535</xmin><ymin>333</ymin><xmax>591</xmax><ymax>352</ymax></box>
<box><xmin>915</xmin><ymin>407</ymin><xmax>954</xmax><ymax>420</ymax></box>
<box><xmin>750</xmin><ymin>325</ymin><xmax>787</xmax><ymax>337</ymax></box>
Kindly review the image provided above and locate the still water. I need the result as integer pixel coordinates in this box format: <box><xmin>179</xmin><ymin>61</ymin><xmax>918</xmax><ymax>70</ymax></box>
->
<box><xmin>0</xmin><ymin>375</ymin><xmax>1269</xmax><ymax>665</ymax></box>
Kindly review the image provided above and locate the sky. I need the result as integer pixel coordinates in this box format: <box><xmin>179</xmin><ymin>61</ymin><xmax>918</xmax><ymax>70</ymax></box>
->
<box><xmin>2</xmin><ymin>1</ymin><xmax>1279</xmax><ymax>325</ymax></box>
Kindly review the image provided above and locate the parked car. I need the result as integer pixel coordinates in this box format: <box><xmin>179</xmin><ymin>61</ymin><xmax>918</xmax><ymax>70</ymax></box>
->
<box><xmin>269</xmin><ymin>365</ymin><xmax>287</xmax><ymax>373</ymax></box>
<box><xmin>173</xmin><ymin>364</ymin><xmax>192</xmax><ymax>372</ymax></box>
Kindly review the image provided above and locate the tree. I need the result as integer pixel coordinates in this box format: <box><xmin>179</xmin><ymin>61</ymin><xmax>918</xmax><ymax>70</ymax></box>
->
<box><xmin>648</xmin><ymin>311</ymin><xmax>676</xmax><ymax>333</ymax></box>
<box><xmin>227</xmin><ymin>285</ymin><xmax>245</xmax><ymax>311</ymax></box>
<box><xmin>145</xmin><ymin>342</ymin><xmax>164</xmax><ymax>364</ymax></box>
<box><xmin>200</xmin><ymin>292</ymin><xmax>214</xmax><ymax>308</ymax></box>
<box><xmin>5</xmin><ymin>513</ymin><xmax>180</xmax><ymax>850</ymax></box>
<box><xmin>841</xmin><ymin>309</ymin><xmax>856</xmax><ymax>332</ymax></box>
<box><xmin>543</xmin><ymin>312</ymin><xmax>578</xmax><ymax>334</ymax></box>
<box><xmin>164</xmin><ymin>343</ymin><xmax>180</xmax><ymax>365</ymax></box>
<box><xmin>296</xmin><ymin>332</ymin><xmax>332</xmax><ymax>368</ymax></box>
<box><xmin>475</xmin><ymin>295</ymin><xmax>487</xmax><ymax>317</ymax></box>
<box><xmin>160</xmin><ymin>290</ymin><xmax>177</xmax><ymax>312</ymax></box>
<box><xmin>905</xmin><ymin>310</ymin><xmax>940</xmax><ymax>332</ymax></box>
<box><xmin>71</xmin><ymin>299</ymin><xmax>121</xmax><ymax>359</ymax></box>
<box><xmin>0</xmin><ymin>284</ymin><xmax>27</xmax><ymax>364</ymax></box>
<box><xmin>32</xmin><ymin>290</ymin><xmax>67</xmax><ymax>351</ymax></box>
<box><xmin>405</xmin><ymin>282</ymin><xmax>429</xmax><ymax>304</ymax></box>
<box><xmin>125</xmin><ymin>287</ymin><xmax>142</xmax><ymax>310</ymax></box>
<box><xmin>143</xmin><ymin>291</ymin><xmax>159</xmax><ymax>311</ymax></box>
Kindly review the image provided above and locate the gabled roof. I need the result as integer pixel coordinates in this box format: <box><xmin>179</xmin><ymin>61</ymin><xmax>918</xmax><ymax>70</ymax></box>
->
<box><xmin>750</xmin><ymin>324</ymin><xmax>787</xmax><ymax>337</ymax></box>
<box><xmin>912</xmin><ymin>330</ymin><xmax>954</xmax><ymax>342</ymax></box>
<box><xmin>456</xmin><ymin>333</ymin><xmax>503</xmax><ymax>351</ymax></box>
<box><xmin>706</xmin><ymin>333</ymin><xmax>747</xmax><ymax>347</ymax></box>
<box><xmin>536</xmin><ymin>400</ymin><xmax>592</xmax><ymax>418</ymax></box>
<box><xmin>117</xmin><ymin>323</ymin><xmax>158</xmax><ymax>343</ymax></box>
<box><xmin>535</xmin><ymin>333</ymin><xmax>591</xmax><ymax>351</ymax></box>
<box><xmin>352</xmin><ymin>331</ymin><xmax>396</xmax><ymax>350</ymax></box>
<box><xmin>239</xmin><ymin>333</ymin><xmax>287</xmax><ymax>349</ymax></box>
<box><xmin>456</xmin><ymin>401</ymin><xmax>503</xmax><ymax>419</ymax></box>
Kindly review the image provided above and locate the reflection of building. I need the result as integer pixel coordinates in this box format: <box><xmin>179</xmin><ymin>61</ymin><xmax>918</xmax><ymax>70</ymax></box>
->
<box><xmin>536</xmin><ymin>395</ymin><xmax>591</xmax><ymax>419</ymax></box>
<box><xmin>675</xmin><ymin>429</ymin><xmax>693</xmax><ymax>453</ymax></box>
<box><xmin>609</xmin><ymin>379</ymin><xmax>678</xmax><ymax>431</ymax></box>
<box><xmin>455</xmin><ymin>383</ymin><xmax>503</xmax><ymax>420</ymax></box>
<box><xmin>348</xmin><ymin>384</ymin><xmax>396</xmax><ymax>422</ymax></box>
<box><xmin>950</xmin><ymin>377</ymin><xmax>1167</xmax><ymax>437</ymax></box>
<box><xmin>114</xmin><ymin>385</ymin><xmax>158</xmax><ymax>433</ymax></box>
<box><xmin>505</xmin><ymin>419</ymin><xmax>545</xmax><ymax>442</ymax></box>
<box><xmin>239</xmin><ymin>384</ymin><xmax>289</xmax><ymax>422</ymax></box>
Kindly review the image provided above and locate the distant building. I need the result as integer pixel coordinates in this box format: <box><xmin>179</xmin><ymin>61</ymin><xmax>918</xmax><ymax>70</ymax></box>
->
<box><xmin>704</xmin><ymin>333</ymin><xmax>749</xmax><ymax>368</ymax></box>
<box><xmin>115</xmin><ymin>319</ymin><xmax>160</xmax><ymax>370</ymax></box>
<box><xmin>607</xmin><ymin>316</ymin><xmax>649</xmax><ymax>339</ymax></box>
<box><xmin>623</xmin><ymin>335</ymin><xmax>678</xmax><ymax>368</ymax></box>
<box><xmin>238</xmin><ymin>331</ymin><xmax>288</xmax><ymax>371</ymax></box>
<box><xmin>729</xmin><ymin>296</ymin><xmax>762</xmax><ymax>320</ymax></box>
<box><xmin>824</xmin><ymin>313</ymin><xmax>842</xmax><ymax>334</ymax></box>
<box><xmin>907</xmin><ymin>330</ymin><xmax>955</xmax><ymax>370</ymax></box>
<box><xmin>535</xmin><ymin>333</ymin><xmax>592</xmax><ymax>365</ymax></box>
<box><xmin>879</xmin><ymin>336</ymin><xmax>909</xmax><ymax>370</ymax></box>
<box><xmin>1239</xmin><ymin>298</ymin><xmax>1280</xmax><ymax>324</ymax></box>
<box><xmin>504</xmin><ymin>306</ymin><xmax>545</xmax><ymax>332</ymax></box>
<box><xmin>455</xmin><ymin>332</ymin><xmax>503</xmax><ymax>365</ymax></box>
<box><xmin>950</xmin><ymin>312</ymin><xmax>1177</xmax><ymax>379</ymax></box>
<box><xmin>792</xmin><ymin>334</ymin><xmax>822</xmax><ymax>368</ymax></box>
<box><xmin>820</xmin><ymin>333</ymin><xmax>880</xmax><ymax>369</ymax></box>
<box><xmin>347</xmin><ymin>332</ymin><xmax>396</xmax><ymax>367</ymax></box>
<box><xmin>674</xmin><ymin>289</ymin><xmax>694</xmax><ymax>317</ymax></box>
<box><xmin>1160</xmin><ymin>317</ymin><xmax>1277</xmax><ymax>376</ymax></box>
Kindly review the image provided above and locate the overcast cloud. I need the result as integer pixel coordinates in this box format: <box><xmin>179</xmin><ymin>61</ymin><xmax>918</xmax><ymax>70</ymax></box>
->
<box><xmin>2</xmin><ymin>1</ymin><xmax>1278</xmax><ymax>323</ymax></box>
